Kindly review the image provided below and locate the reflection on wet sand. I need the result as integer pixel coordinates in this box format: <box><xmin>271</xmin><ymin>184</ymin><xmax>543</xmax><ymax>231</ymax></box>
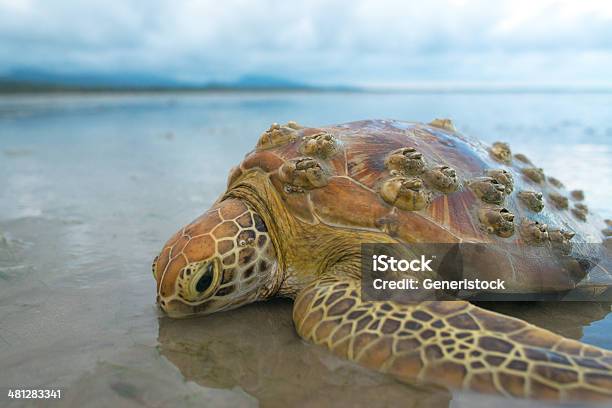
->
<box><xmin>158</xmin><ymin>299</ymin><xmax>611</xmax><ymax>408</ymax></box>
<box><xmin>158</xmin><ymin>299</ymin><xmax>451</xmax><ymax>408</ymax></box>
<box><xmin>482</xmin><ymin>301</ymin><xmax>611</xmax><ymax>342</ymax></box>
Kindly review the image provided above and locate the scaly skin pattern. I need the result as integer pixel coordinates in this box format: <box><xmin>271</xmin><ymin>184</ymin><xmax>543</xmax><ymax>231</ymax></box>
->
<box><xmin>293</xmin><ymin>276</ymin><xmax>612</xmax><ymax>402</ymax></box>
<box><xmin>154</xmin><ymin>119</ymin><xmax>612</xmax><ymax>402</ymax></box>
<box><xmin>153</xmin><ymin>199</ymin><xmax>278</xmax><ymax>317</ymax></box>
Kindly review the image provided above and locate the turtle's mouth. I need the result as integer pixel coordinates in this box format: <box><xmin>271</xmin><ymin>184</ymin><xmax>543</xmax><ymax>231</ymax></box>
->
<box><xmin>158</xmin><ymin>299</ymin><xmax>209</xmax><ymax>318</ymax></box>
<box><xmin>159</xmin><ymin>294</ymin><xmax>253</xmax><ymax>319</ymax></box>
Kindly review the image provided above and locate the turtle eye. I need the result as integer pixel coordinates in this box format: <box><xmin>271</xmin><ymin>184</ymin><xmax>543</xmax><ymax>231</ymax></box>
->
<box><xmin>196</xmin><ymin>262</ymin><xmax>215</xmax><ymax>293</ymax></box>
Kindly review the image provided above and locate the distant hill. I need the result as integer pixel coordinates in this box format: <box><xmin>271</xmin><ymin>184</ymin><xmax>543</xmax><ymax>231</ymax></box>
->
<box><xmin>1</xmin><ymin>68</ymin><xmax>185</xmax><ymax>89</ymax></box>
<box><xmin>0</xmin><ymin>69</ymin><xmax>356</xmax><ymax>93</ymax></box>
<box><xmin>207</xmin><ymin>74</ymin><xmax>312</xmax><ymax>89</ymax></box>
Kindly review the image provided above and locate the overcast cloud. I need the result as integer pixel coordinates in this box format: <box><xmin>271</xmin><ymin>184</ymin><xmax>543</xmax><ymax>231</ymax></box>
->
<box><xmin>1</xmin><ymin>0</ymin><xmax>611</xmax><ymax>86</ymax></box>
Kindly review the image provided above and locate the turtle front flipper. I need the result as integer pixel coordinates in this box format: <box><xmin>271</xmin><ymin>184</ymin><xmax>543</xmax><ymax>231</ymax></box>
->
<box><xmin>293</xmin><ymin>276</ymin><xmax>612</xmax><ymax>402</ymax></box>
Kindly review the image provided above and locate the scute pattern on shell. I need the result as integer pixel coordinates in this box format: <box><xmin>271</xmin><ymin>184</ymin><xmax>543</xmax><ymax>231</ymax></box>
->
<box><xmin>228</xmin><ymin>120</ymin><xmax>608</xmax><ymax>289</ymax></box>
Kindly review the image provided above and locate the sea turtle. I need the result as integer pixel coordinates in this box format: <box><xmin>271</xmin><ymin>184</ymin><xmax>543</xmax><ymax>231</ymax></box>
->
<box><xmin>153</xmin><ymin>119</ymin><xmax>612</xmax><ymax>402</ymax></box>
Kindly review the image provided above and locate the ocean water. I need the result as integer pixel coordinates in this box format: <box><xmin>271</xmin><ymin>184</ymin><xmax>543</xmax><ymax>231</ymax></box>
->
<box><xmin>0</xmin><ymin>92</ymin><xmax>611</xmax><ymax>407</ymax></box>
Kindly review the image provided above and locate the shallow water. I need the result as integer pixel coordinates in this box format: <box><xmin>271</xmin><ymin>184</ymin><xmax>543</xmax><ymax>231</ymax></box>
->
<box><xmin>0</xmin><ymin>92</ymin><xmax>611</xmax><ymax>407</ymax></box>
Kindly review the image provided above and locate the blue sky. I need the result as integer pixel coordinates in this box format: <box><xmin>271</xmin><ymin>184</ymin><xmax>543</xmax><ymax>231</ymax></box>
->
<box><xmin>1</xmin><ymin>0</ymin><xmax>612</xmax><ymax>87</ymax></box>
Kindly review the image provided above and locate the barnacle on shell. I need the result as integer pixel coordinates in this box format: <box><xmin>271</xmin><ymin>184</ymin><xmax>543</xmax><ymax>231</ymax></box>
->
<box><xmin>424</xmin><ymin>165</ymin><xmax>459</xmax><ymax>193</ymax></box>
<box><xmin>278</xmin><ymin>157</ymin><xmax>328</xmax><ymax>191</ymax></box>
<box><xmin>570</xmin><ymin>190</ymin><xmax>585</xmax><ymax>201</ymax></box>
<box><xmin>478</xmin><ymin>207</ymin><xmax>515</xmax><ymax>238</ymax></box>
<box><xmin>522</xmin><ymin>167</ymin><xmax>545</xmax><ymax>184</ymax></box>
<box><xmin>257</xmin><ymin>122</ymin><xmax>301</xmax><ymax>150</ymax></box>
<box><xmin>380</xmin><ymin>176</ymin><xmax>431</xmax><ymax>211</ymax></box>
<box><xmin>468</xmin><ymin>177</ymin><xmax>507</xmax><ymax>205</ymax></box>
<box><xmin>428</xmin><ymin>118</ymin><xmax>456</xmax><ymax>132</ymax></box>
<box><xmin>572</xmin><ymin>203</ymin><xmax>588</xmax><ymax>221</ymax></box>
<box><xmin>518</xmin><ymin>191</ymin><xmax>544</xmax><ymax>212</ymax></box>
<box><xmin>520</xmin><ymin>220</ymin><xmax>549</xmax><ymax>244</ymax></box>
<box><xmin>300</xmin><ymin>132</ymin><xmax>339</xmax><ymax>158</ymax></box>
<box><xmin>490</xmin><ymin>142</ymin><xmax>512</xmax><ymax>164</ymax></box>
<box><xmin>385</xmin><ymin>147</ymin><xmax>425</xmax><ymax>175</ymax></box>
<box><xmin>486</xmin><ymin>169</ymin><xmax>514</xmax><ymax>195</ymax></box>
<box><xmin>549</xmin><ymin>192</ymin><xmax>569</xmax><ymax>210</ymax></box>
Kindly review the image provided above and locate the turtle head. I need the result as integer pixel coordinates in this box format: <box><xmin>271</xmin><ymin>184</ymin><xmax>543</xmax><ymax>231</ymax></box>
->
<box><xmin>153</xmin><ymin>198</ymin><xmax>278</xmax><ymax>318</ymax></box>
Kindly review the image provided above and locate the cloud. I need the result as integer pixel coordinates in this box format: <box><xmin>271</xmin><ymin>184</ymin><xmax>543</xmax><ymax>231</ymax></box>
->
<box><xmin>1</xmin><ymin>0</ymin><xmax>611</xmax><ymax>85</ymax></box>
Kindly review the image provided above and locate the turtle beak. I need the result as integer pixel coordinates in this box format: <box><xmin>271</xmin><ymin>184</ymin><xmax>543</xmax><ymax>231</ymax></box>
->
<box><xmin>158</xmin><ymin>299</ymin><xmax>198</xmax><ymax>318</ymax></box>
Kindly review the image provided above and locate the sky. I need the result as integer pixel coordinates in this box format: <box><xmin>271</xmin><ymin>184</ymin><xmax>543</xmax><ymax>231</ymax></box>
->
<box><xmin>1</xmin><ymin>0</ymin><xmax>612</xmax><ymax>87</ymax></box>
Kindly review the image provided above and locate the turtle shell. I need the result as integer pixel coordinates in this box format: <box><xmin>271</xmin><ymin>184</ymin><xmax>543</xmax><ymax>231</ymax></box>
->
<box><xmin>227</xmin><ymin>120</ymin><xmax>609</xmax><ymax>294</ymax></box>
